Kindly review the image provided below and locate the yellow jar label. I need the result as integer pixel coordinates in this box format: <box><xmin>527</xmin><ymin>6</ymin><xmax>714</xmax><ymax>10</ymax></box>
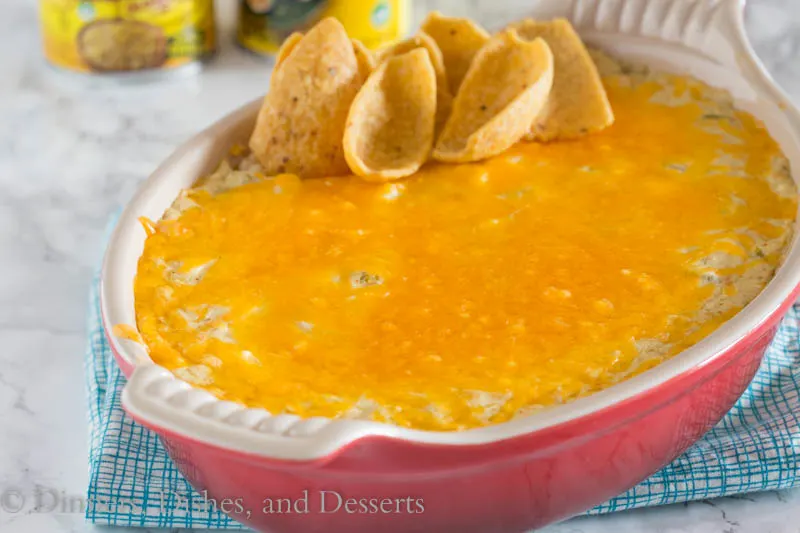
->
<box><xmin>39</xmin><ymin>0</ymin><xmax>216</xmax><ymax>73</ymax></box>
<box><xmin>237</xmin><ymin>0</ymin><xmax>409</xmax><ymax>55</ymax></box>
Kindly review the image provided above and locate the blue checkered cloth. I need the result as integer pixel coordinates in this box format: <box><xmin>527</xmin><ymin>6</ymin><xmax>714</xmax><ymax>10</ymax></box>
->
<box><xmin>85</xmin><ymin>245</ymin><xmax>800</xmax><ymax>528</ymax></box>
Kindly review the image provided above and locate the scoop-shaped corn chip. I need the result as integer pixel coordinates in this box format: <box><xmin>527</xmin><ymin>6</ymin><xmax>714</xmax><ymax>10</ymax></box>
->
<box><xmin>274</xmin><ymin>33</ymin><xmax>373</xmax><ymax>81</ymax></box>
<box><xmin>344</xmin><ymin>48</ymin><xmax>437</xmax><ymax>182</ymax></box>
<box><xmin>433</xmin><ymin>31</ymin><xmax>554</xmax><ymax>163</ymax></box>
<box><xmin>377</xmin><ymin>33</ymin><xmax>452</xmax><ymax>134</ymax></box>
<box><xmin>509</xmin><ymin>18</ymin><xmax>614</xmax><ymax>141</ymax></box>
<box><xmin>352</xmin><ymin>38</ymin><xmax>377</xmax><ymax>79</ymax></box>
<box><xmin>420</xmin><ymin>11</ymin><xmax>490</xmax><ymax>94</ymax></box>
<box><xmin>250</xmin><ymin>18</ymin><xmax>365</xmax><ymax>179</ymax></box>
<box><xmin>274</xmin><ymin>32</ymin><xmax>303</xmax><ymax>71</ymax></box>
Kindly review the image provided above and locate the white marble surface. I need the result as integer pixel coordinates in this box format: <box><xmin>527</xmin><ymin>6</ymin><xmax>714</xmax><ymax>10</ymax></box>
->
<box><xmin>0</xmin><ymin>0</ymin><xmax>799</xmax><ymax>532</ymax></box>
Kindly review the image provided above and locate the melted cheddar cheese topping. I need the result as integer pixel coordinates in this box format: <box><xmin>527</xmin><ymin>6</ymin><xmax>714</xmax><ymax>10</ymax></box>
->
<box><xmin>133</xmin><ymin>64</ymin><xmax>797</xmax><ymax>431</ymax></box>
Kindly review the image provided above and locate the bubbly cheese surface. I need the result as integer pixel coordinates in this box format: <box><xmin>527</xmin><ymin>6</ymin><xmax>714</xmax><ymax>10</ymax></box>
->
<box><xmin>133</xmin><ymin>64</ymin><xmax>797</xmax><ymax>431</ymax></box>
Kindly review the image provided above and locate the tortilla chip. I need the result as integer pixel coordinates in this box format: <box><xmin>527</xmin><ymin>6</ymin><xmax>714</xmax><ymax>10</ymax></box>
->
<box><xmin>276</xmin><ymin>34</ymin><xmax>374</xmax><ymax>80</ymax></box>
<box><xmin>352</xmin><ymin>38</ymin><xmax>377</xmax><ymax>79</ymax></box>
<box><xmin>344</xmin><ymin>48</ymin><xmax>437</xmax><ymax>181</ymax></box>
<box><xmin>433</xmin><ymin>31</ymin><xmax>554</xmax><ymax>163</ymax></box>
<box><xmin>420</xmin><ymin>11</ymin><xmax>490</xmax><ymax>94</ymax></box>
<box><xmin>377</xmin><ymin>33</ymin><xmax>452</xmax><ymax>134</ymax></box>
<box><xmin>249</xmin><ymin>18</ymin><xmax>365</xmax><ymax>179</ymax></box>
<box><xmin>274</xmin><ymin>32</ymin><xmax>303</xmax><ymax>71</ymax></box>
<box><xmin>509</xmin><ymin>18</ymin><xmax>614</xmax><ymax>141</ymax></box>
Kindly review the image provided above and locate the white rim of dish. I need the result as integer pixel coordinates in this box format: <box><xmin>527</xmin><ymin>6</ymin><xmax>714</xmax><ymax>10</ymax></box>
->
<box><xmin>103</xmin><ymin>0</ymin><xmax>800</xmax><ymax>460</ymax></box>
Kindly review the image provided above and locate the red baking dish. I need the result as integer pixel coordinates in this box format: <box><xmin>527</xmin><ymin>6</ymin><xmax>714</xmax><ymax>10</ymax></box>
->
<box><xmin>100</xmin><ymin>0</ymin><xmax>800</xmax><ymax>531</ymax></box>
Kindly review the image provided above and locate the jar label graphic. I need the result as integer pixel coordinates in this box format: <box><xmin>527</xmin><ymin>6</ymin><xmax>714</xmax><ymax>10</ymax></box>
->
<box><xmin>237</xmin><ymin>0</ymin><xmax>410</xmax><ymax>56</ymax></box>
<box><xmin>39</xmin><ymin>0</ymin><xmax>217</xmax><ymax>74</ymax></box>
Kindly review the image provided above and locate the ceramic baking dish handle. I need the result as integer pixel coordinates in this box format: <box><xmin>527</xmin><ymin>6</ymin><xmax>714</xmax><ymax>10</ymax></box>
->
<box><xmin>529</xmin><ymin>1</ymin><xmax>749</xmax><ymax>66</ymax></box>
<box><xmin>530</xmin><ymin>0</ymin><xmax>800</xmax><ymax>142</ymax></box>
<box><xmin>121</xmin><ymin>364</ymin><xmax>387</xmax><ymax>461</ymax></box>
<box><xmin>532</xmin><ymin>0</ymin><xmax>750</xmax><ymax>67</ymax></box>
